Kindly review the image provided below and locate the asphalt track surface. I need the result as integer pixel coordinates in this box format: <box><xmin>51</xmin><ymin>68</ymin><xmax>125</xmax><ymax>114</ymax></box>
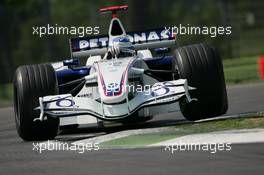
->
<box><xmin>0</xmin><ymin>83</ymin><xmax>264</xmax><ymax>175</ymax></box>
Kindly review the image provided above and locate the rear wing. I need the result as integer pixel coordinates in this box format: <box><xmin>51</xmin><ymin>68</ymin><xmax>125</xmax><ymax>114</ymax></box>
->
<box><xmin>69</xmin><ymin>28</ymin><xmax>176</xmax><ymax>58</ymax></box>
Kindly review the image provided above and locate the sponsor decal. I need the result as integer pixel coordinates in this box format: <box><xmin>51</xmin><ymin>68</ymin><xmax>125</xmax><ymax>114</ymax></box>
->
<box><xmin>106</xmin><ymin>83</ymin><xmax>121</xmax><ymax>96</ymax></box>
<box><xmin>71</xmin><ymin>28</ymin><xmax>175</xmax><ymax>51</ymax></box>
<box><xmin>56</xmin><ymin>98</ymin><xmax>75</xmax><ymax>107</ymax></box>
<box><xmin>77</xmin><ymin>93</ymin><xmax>92</xmax><ymax>98</ymax></box>
<box><xmin>151</xmin><ymin>82</ymin><xmax>174</xmax><ymax>97</ymax></box>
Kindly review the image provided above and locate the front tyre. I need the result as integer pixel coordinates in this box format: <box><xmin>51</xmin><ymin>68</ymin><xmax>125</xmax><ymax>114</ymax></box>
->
<box><xmin>173</xmin><ymin>43</ymin><xmax>228</xmax><ymax>121</ymax></box>
<box><xmin>13</xmin><ymin>64</ymin><xmax>59</xmax><ymax>141</ymax></box>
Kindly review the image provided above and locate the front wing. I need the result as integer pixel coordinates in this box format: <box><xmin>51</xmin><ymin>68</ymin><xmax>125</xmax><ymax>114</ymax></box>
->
<box><xmin>34</xmin><ymin>79</ymin><xmax>195</xmax><ymax>121</ymax></box>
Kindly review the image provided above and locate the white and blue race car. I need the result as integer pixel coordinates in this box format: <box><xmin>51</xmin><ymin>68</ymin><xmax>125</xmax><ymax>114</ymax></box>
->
<box><xmin>13</xmin><ymin>5</ymin><xmax>228</xmax><ymax>141</ymax></box>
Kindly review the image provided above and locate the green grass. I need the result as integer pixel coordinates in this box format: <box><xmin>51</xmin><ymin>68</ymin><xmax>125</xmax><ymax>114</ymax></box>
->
<box><xmin>223</xmin><ymin>56</ymin><xmax>260</xmax><ymax>84</ymax></box>
<box><xmin>101</xmin><ymin>114</ymin><xmax>264</xmax><ymax>147</ymax></box>
<box><xmin>101</xmin><ymin>134</ymin><xmax>178</xmax><ymax>146</ymax></box>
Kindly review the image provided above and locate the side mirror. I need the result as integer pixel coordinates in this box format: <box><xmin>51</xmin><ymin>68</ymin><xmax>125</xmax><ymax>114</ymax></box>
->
<box><xmin>154</xmin><ymin>48</ymin><xmax>171</xmax><ymax>54</ymax></box>
<box><xmin>63</xmin><ymin>59</ymin><xmax>80</xmax><ymax>67</ymax></box>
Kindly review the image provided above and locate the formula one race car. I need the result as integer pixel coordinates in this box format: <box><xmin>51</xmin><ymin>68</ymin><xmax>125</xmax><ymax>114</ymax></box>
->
<box><xmin>13</xmin><ymin>5</ymin><xmax>228</xmax><ymax>141</ymax></box>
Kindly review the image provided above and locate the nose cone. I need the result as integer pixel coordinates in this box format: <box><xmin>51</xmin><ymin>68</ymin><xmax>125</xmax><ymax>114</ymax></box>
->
<box><xmin>100</xmin><ymin>78</ymin><xmax>127</xmax><ymax>104</ymax></box>
<box><xmin>96</xmin><ymin>57</ymin><xmax>133</xmax><ymax>104</ymax></box>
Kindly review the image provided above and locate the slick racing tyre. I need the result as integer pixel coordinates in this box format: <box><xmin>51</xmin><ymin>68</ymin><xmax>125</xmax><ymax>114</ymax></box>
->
<box><xmin>13</xmin><ymin>64</ymin><xmax>59</xmax><ymax>141</ymax></box>
<box><xmin>173</xmin><ymin>43</ymin><xmax>228</xmax><ymax>121</ymax></box>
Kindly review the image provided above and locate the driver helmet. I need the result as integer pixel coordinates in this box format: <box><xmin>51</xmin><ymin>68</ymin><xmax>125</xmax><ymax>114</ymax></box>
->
<box><xmin>110</xmin><ymin>36</ymin><xmax>134</xmax><ymax>58</ymax></box>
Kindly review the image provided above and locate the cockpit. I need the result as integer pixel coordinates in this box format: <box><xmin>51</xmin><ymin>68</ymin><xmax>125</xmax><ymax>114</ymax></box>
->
<box><xmin>106</xmin><ymin>17</ymin><xmax>135</xmax><ymax>59</ymax></box>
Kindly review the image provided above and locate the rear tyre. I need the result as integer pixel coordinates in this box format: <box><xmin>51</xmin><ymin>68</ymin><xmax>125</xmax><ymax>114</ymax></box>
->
<box><xmin>13</xmin><ymin>64</ymin><xmax>59</xmax><ymax>141</ymax></box>
<box><xmin>173</xmin><ymin>43</ymin><xmax>228</xmax><ymax>121</ymax></box>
